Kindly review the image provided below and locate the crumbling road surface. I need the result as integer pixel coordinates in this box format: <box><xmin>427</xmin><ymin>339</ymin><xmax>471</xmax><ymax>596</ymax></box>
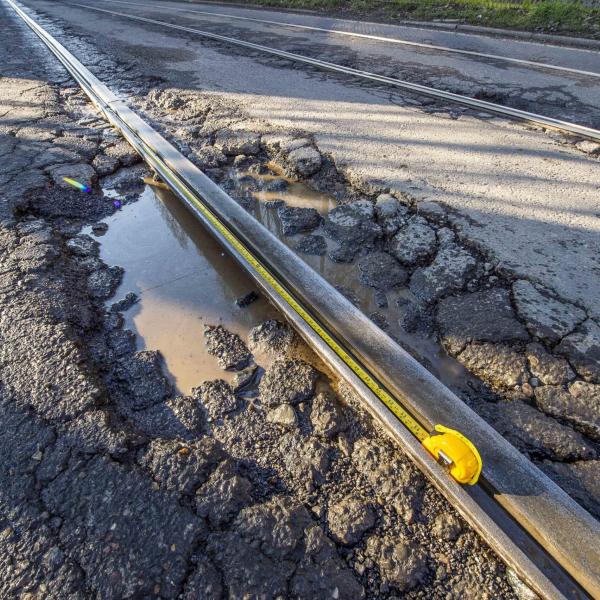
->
<box><xmin>2</xmin><ymin>0</ymin><xmax>600</xmax><ymax>598</ymax></box>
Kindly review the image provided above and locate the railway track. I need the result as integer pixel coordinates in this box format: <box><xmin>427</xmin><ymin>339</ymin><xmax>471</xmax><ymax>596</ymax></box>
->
<box><xmin>55</xmin><ymin>0</ymin><xmax>600</xmax><ymax>142</ymax></box>
<box><xmin>99</xmin><ymin>0</ymin><xmax>600</xmax><ymax>80</ymax></box>
<box><xmin>6</xmin><ymin>0</ymin><xmax>600</xmax><ymax>598</ymax></box>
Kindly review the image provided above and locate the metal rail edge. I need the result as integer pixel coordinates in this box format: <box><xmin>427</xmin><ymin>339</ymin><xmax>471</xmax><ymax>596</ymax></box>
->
<box><xmin>100</xmin><ymin>0</ymin><xmax>600</xmax><ymax>79</ymax></box>
<box><xmin>66</xmin><ymin>0</ymin><xmax>600</xmax><ymax>142</ymax></box>
<box><xmin>7</xmin><ymin>0</ymin><xmax>600</xmax><ymax>597</ymax></box>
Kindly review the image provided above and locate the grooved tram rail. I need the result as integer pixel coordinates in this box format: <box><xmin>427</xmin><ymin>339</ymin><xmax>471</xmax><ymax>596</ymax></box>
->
<box><xmin>6</xmin><ymin>0</ymin><xmax>600</xmax><ymax>598</ymax></box>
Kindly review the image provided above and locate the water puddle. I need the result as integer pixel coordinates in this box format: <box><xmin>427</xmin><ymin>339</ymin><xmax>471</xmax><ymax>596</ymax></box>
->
<box><xmin>87</xmin><ymin>184</ymin><xmax>279</xmax><ymax>394</ymax></box>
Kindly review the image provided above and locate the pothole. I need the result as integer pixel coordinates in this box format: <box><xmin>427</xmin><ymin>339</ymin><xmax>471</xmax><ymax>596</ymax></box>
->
<box><xmin>84</xmin><ymin>184</ymin><xmax>280</xmax><ymax>394</ymax></box>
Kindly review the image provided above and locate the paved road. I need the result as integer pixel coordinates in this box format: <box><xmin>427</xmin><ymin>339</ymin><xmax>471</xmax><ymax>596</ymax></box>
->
<box><xmin>19</xmin><ymin>0</ymin><xmax>600</xmax><ymax>320</ymax></box>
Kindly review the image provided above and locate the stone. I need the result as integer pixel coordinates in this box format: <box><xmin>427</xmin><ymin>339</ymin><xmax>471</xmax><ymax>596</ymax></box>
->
<box><xmin>92</xmin><ymin>154</ymin><xmax>120</xmax><ymax>177</ymax></box>
<box><xmin>277</xmin><ymin>205</ymin><xmax>322</xmax><ymax>235</ymax></box>
<box><xmin>235</xmin><ymin>291</ymin><xmax>258</xmax><ymax>307</ymax></box>
<box><xmin>104</xmin><ymin>141</ymin><xmax>140</xmax><ymax>166</ymax></box>
<box><xmin>310</xmin><ymin>393</ymin><xmax>347</xmax><ymax>438</ymax></box>
<box><xmin>262</xmin><ymin>177</ymin><xmax>288</xmax><ymax>193</ymax></box>
<box><xmin>432</xmin><ymin>513</ymin><xmax>463</xmax><ymax>541</ymax></box>
<box><xmin>535</xmin><ymin>382</ymin><xmax>600</xmax><ymax>441</ymax></box>
<box><xmin>87</xmin><ymin>265</ymin><xmax>123</xmax><ymax>299</ymax></box>
<box><xmin>214</xmin><ymin>130</ymin><xmax>260</xmax><ymax>155</ymax></box>
<box><xmin>66</xmin><ymin>234</ymin><xmax>98</xmax><ymax>257</ymax></box>
<box><xmin>357</xmin><ymin>252</ymin><xmax>407</xmax><ymax>291</ymax></box>
<box><xmin>512</xmin><ymin>280</ymin><xmax>586</xmax><ymax>343</ymax></box>
<box><xmin>248</xmin><ymin>320</ymin><xmax>296</xmax><ymax>356</ymax></box>
<box><xmin>192</xmin><ymin>145</ymin><xmax>227</xmax><ymax>169</ymax></box>
<box><xmin>294</xmin><ymin>234</ymin><xmax>327</xmax><ymax>255</ymax></box>
<box><xmin>91</xmin><ymin>222</ymin><xmax>108</xmax><ymax>236</ymax></box>
<box><xmin>436</xmin><ymin>288</ymin><xmax>530</xmax><ymax>355</ymax></box>
<box><xmin>365</xmin><ymin>536</ymin><xmax>429</xmax><ymax>592</ymax></box>
<box><xmin>286</xmin><ymin>146</ymin><xmax>322</xmax><ymax>176</ymax></box>
<box><xmin>458</xmin><ymin>343</ymin><xmax>528</xmax><ymax>390</ymax></box>
<box><xmin>526</xmin><ymin>342</ymin><xmax>574</xmax><ymax>385</ymax></box>
<box><xmin>327</xmin><ymin>496</ymin><xmax>376</xmax><ymax>545</ymax></box>
<box><xmin>259</xmin><ymin>359</ymin><xmax>318</xmax><ymax>407</ymax></box>
<box><xmin>375</xmin><ymin>193</ymin><xmax>408</xmax><ymax>236</ymax></box>
<box><xmin>328</xmin><ymin>241</ymin><xmax>359</xmax><ymax>263</ymax></box>
<box><xmin>417</xmin><ymin>201</ymin><xmax>446</xmax><ymax>223</ymax></box>
<box><xmin>556</xmin><ymin>319</ymin><xmax>600</xmax><ymax>383</ymax></box>
<box><xmin>193</xmin><ymin>379</ymin><xmax>239</xmax><ymax>420</ymax></box>
<box><xmin>266</xmin><ymin>403</ymin><xmax>298</xmax><ymax>428</ymax></box>
<box><xmin>375</xmin><ymin>194</ymin><xmax>404</xmax><ymax>220</ymax></box>
<box><xmin>487</xmin><ymin>400</ymin><xmax>595</xmax><ymax>461</ymax></box>
<box><xmin>49</xmin><ymin>163</ymin><xmax>96</xmax><ymax>189</ymax></box>
<box><xmin>204</xmin><ymin>324</ymin><xmax>252</xmax><ymax>371</ymax></box>
<box><xmin>390</xmin><ymin>217</ymin><xmax>437</xmax><ymax>266</ymax></box>
<box><xmin>324</xmin><ymin>201</ymin><xmax>381</xmax><ymax>256</ymax></box>
<box><xmin>409</xmin><ymin>242</ymin><xmax>477</xmax><ymax>303</ymax></box>
<box><xmin>110</xmin><ymin>292</ymin><xmax>138</xmax><ymax>312</ymax></box>
<box><xmin>196</xmin><ymin>461</ymin><xmax>252</xmax><ymax>527</ymax></box>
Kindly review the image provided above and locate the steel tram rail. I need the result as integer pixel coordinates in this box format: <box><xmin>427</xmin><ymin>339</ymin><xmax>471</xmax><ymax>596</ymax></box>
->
<box><xmin>6</xmin><ymin>0</ymin><xmax>600</xmax><ymax>597</ymax></box>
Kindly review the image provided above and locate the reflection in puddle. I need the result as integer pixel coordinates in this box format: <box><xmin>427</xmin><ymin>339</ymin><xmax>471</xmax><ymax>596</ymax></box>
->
<box><xmin>89</xmin><ymin>185</ymin><xmax>279</xmax><ymax>394</ymax></box>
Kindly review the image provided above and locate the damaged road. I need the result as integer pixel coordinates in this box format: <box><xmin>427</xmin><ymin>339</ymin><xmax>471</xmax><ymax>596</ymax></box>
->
<box><xmin>2</xmin><ymin>0</ymin><xmax>600</xmax><ymax>597</ymax></box>
<box><xmin>0</xmin><ymin>5</ymin><xmax>522</xmax><ymax>599</ymax></box>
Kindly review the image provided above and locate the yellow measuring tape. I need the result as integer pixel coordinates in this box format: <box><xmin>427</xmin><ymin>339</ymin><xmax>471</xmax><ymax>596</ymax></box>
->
<box><xmin>149</xmin><ymin>162</ymin><xmax>482</xmax><ymax>486</ymax></box>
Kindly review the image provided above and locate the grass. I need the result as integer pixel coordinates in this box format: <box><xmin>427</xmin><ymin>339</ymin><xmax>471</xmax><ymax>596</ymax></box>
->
<box><xmin>230</xmin><ymin>0</ymin><xmax>600</xmax><ymax>38</ymax></box>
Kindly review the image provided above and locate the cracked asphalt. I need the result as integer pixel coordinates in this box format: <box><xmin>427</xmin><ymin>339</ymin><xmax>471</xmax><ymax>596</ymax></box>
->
<box><xmin>1</xmin><ymin>0</ymin><xmax>600</xmax><ymax>597</ymax></box>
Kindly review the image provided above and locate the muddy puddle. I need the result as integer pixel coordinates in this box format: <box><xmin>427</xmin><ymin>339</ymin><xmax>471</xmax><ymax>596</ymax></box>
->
<box><xmin>90</xmin><ymin>167</ymin><xmax>470</xmax><ymax>397</ymax></box>
<box><xmin>86</xmin><ymin>184</ymin><xmax>279</xmax><ymax>394</ymax></box>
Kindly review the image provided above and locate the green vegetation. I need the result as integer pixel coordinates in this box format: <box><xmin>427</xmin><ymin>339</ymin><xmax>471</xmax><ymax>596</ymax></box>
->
<box><xmin>235</xmin><ymin>0</ymin><xmax>600</xmax><ymax>38</ymax></box>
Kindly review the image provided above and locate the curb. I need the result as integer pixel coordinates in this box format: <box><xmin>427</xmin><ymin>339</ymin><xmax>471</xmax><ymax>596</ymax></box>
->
<box><xmin>409</xmin><ymin>19</ymin><xmax>600</xmax><ymax>50</ymax></box>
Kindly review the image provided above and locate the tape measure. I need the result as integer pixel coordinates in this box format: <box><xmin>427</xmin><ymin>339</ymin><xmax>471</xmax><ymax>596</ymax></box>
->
<box><xmin>146</xmin><ymin>162</ymin><xmax>482</xmax><ymax>486</ymax></box>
